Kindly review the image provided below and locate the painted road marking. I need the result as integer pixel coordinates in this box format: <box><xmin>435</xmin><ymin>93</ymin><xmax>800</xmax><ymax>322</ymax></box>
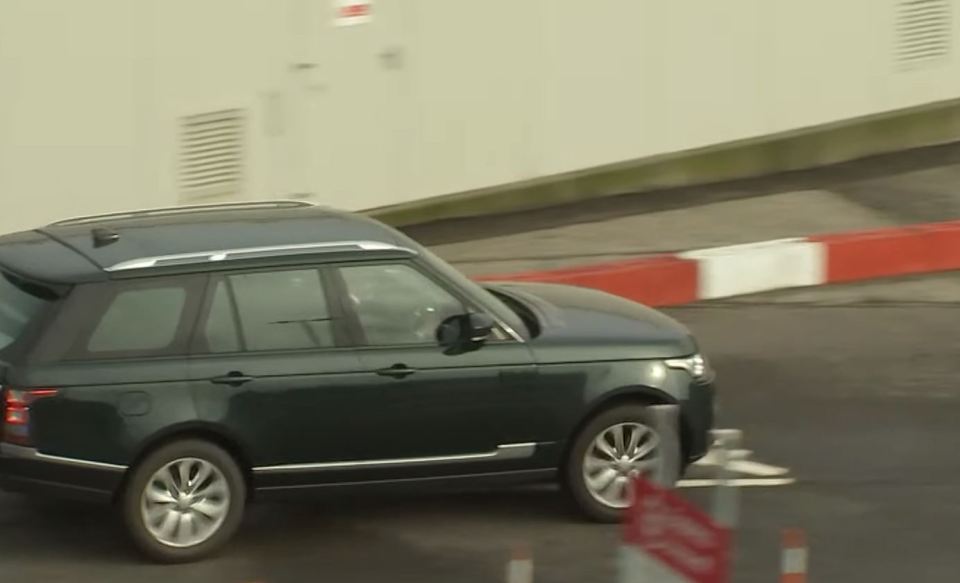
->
<box><xmin>726</xmin><ymin>459</ymin><xmax>790</xmax><ymax>477</ymax></box>
<box><xmin>694</xmin><ymin>450</ymin><xmax>791</xmax><ymax>477</ymax></box>
<box><xmin>686</xmin><ymin>430</ymin><xmax>795</xmax><ymax>488</ymax></box>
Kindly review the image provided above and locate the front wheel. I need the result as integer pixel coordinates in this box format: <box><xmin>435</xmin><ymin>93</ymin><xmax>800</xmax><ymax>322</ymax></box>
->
<box><xmin>563</xmin><ymin>404</ymin><xmax>679</xmax><ymax>522</ymax></box>
<box><xmin>121</xmin><ymin>440</ymin><xmax>246</xmax><ymax>563</ymax></box>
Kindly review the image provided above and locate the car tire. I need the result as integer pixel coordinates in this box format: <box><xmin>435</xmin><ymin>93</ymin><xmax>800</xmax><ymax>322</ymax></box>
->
<box><xmin>120</xmin><ymin>439</ymin><xmax>246</xmax><ymax>563</ymax></box>
<box><xmin>563</xmin><ymin>404</ymin><xmax>680</xmax><ymax>523</ymax></box>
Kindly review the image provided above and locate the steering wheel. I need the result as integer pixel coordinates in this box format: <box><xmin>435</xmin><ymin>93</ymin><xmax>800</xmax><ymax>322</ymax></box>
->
<box><xmin>410</xmin><ymin>305</ymin><xmax>440</xmax><ymax>341</ymax></box>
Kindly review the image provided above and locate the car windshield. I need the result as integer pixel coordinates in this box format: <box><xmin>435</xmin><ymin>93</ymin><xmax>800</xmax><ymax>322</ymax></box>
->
<box><xmin>416</xmin><ymin>247</ymin><xmax>530</xmax><ymax>339</ymax></box>
<box><xmin>0</xmin><ymin>271</ymin><xmax>54</xmax><ymax>353</ymax></box>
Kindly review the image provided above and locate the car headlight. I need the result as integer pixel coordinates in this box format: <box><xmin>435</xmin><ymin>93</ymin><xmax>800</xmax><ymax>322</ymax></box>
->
<box><xmin>665</xmin><ymin>353</ymin><xmax>711</xmax><ymax>381</ymax></box>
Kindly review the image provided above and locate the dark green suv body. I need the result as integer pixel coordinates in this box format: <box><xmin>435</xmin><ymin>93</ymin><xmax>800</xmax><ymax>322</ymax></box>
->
<box><xmin>0</xmin><ymin>201</ymin><xmax>714</xmax><ymax>562</ymax></box>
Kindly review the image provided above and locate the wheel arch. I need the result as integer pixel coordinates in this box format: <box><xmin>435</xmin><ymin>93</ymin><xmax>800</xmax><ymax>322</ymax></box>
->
<box><xmin>114</xmin><ymin>421</ymin><xmax>254</xmax><ymax>501</ymax></box>
<box><xmin>559</xmin><ymin>385</ymin><xmax>689</xmax><ymax>471</ymax></box>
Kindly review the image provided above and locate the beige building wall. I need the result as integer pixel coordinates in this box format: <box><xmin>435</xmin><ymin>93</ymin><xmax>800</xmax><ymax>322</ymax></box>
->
<box><xmin>1</xmin><ymin>0</ymin><xmax>958</xmax><ymax>234</ymax></box>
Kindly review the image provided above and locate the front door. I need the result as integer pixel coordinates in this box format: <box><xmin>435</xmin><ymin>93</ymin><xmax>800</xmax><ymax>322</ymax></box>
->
<box><xmin>331</xmin><ymin>261</ymin><xmax>539</xmax><ymax>468</ymax></box>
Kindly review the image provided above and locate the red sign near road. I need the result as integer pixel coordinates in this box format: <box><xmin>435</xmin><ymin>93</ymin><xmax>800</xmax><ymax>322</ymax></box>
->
<box><xmin>624</xmin><ymin>477</ymin><xmax>732</xmax><ymax>583</ymax></box>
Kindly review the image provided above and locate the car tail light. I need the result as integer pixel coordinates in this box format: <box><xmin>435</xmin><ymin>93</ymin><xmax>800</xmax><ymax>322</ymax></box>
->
<box><xmin>2</xmin><ymin>387</ymin><xmax>58</xmax><ymax>446</ymax></box>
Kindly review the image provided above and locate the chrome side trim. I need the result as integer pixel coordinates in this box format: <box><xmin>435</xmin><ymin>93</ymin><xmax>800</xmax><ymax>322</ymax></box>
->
<box><xmin>50</xmin><ymin>200</ymin><xmax>316</xmax><ymax>226</ymax></box>
<box><xmin>256</xmin><ymin>468</ymin><xmax>556</xmax><ymax>492</ymax></box>
<box><xmin>106</xmin><ymin>240</ymin><xmax>415</xmax><ymax>272</ymax></box>
<box><xmin>496</xmin><ymin>319</ymin><xmax>526</xmax><ymax>343</ymax></box>
<box><xmin>0</xmin><ymin>443</ymin><xmax>128</xmax><ymax>472</ymax></box>
<box><xmin>252</xmin><ymin>442</ymin><xmax>538</xmax><ymax>475</ymax></box>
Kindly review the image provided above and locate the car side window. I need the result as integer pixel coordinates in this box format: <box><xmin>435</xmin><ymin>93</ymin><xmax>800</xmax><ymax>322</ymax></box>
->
<box><xmin>339</xmin><ymin>263</ymin><xmax>465</xmax><ymax>346</ymax></box>
<box><xmin>87</xmin><ymin>287</ymin><xmax>187</xmax><ymax>353</ymax></box>
<box><xmin>201</xmin><ymin>269</ymin><xmax>336</xmax><ymax>352</ymax></box>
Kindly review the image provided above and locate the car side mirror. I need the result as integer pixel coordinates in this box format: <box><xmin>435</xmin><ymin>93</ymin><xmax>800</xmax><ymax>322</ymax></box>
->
<box><xmin>437</xmin><ymin>313</ymin><xmax>495</xmax><ymax>353</ymax></box>
<box><xmin>465</xmin><ymin>312</ymin><xmax>495</xmax><ymax>343</ymax></box>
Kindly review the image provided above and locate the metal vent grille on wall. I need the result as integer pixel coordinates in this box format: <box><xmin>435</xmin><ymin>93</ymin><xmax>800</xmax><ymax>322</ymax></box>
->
<box><xmin>179</xmin><ymin>110</ymin><xmax>244</xmax><ymax>200</ymax></box>
<box><xmin>896</xmin><ymin>0</ymin><xmax>953</xmax><ymax>66</ymax></box>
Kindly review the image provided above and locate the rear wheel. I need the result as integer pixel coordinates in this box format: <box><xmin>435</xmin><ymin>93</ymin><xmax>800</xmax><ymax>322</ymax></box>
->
<box><xmin>563</xmin><ymin>404</ymin><xmax>678</xmax><ymax>522</ymax></box>
<box><xmin>121</xmin><ymin>440</ymin><xmax>246</xmax><ymax>563</ymax></box>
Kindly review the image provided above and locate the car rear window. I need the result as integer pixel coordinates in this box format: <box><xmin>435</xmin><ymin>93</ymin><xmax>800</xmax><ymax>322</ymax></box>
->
<box><xmin>0</xmin><ymin>271</ymin><xmax>55</xmax><ymax>353</ymax></box>
<box><xmin>28</xmin><ymin>274</ymin><xmax>205</xmax><ymax>362</ymax></box>
<box><xmin>87</xmin><ymin>287</ymin><xmax>187</xmax><ymax>353</ymax></box>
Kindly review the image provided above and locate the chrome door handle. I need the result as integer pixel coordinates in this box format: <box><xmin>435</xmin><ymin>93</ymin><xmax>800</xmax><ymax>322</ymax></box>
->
<box><xmin>376</xmin><ymin>364</ymin><xmax>417</xmax><ymax>379</ymax></box>
<box><xmin>210</xmin><ymin>372</ymin><xmax>254</xmax><ymax>386</ymax></box>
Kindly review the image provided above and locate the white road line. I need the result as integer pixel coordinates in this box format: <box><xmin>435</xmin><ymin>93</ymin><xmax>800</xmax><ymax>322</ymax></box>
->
<box><xmin>725</xmin><ymin>459</ymin><xmax>791</xmax><ymax>477</ymax></box>
<box><xmin>693</xmin><ymin>444</ymin><xmax>792</xmax><ymax>477</ymax></box>
<box><xmin>678</xmin><ymin>477</ymin><xmax>796</xmax><ymax>488</ymax></box>
<box><xmin>694</xmin><ymin>449</ymin><xmax>753</xmax><ymax>465</ymax></box>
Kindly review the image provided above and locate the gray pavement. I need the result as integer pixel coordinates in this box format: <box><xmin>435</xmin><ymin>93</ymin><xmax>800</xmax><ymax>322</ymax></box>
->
<box><xmin>3</xmin><ymin>277</ymin><xmax>960</xmax><ymax>582</ymax></box>
<box><xmin>412</xmin><ymin>142</ymin><xmax>960</xmax><ymax>276</ymax></box>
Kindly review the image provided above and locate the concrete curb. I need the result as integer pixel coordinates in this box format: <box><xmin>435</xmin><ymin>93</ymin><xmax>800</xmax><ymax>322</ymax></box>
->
<box><xmin>371</xmin><ymin>99</ymin><xmax>960</xmax><ymax>228</ymax></box>
<box><xmin>477</xmin><ymin>219</ymin><xmax>960</xmax><ymax>306</ymax></box>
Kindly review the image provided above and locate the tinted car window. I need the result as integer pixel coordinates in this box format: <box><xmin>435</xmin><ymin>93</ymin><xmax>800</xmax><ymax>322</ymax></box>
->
<box><xmin>229</xmin><ymin>269</ymin><xmax>334</xmax><ymax>351</ymax></box>
<box><xmin>88</xmin><ymin>287</ymin><xmax>187</xmax><ymax>353</ymax></box>
<box><xmin>340</xmin><ymin>264</ymin><xmax>464</xmax><ymax>346</ymax></box>
<box><xmin>390</xmin><ymin>233</ymin><xmax>529</xmax><ymax>340</ymax></box>
<box><xmin>0</xmin><ymin>271</ymin><xmax>53</xmax><ymax>352</ymax></box>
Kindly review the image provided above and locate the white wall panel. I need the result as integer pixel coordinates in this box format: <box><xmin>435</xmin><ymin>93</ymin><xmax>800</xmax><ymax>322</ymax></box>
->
<box><xmin>1</xmin><ymin>0</ymin><xmax>959</xmax><ymax>234</ymax></box>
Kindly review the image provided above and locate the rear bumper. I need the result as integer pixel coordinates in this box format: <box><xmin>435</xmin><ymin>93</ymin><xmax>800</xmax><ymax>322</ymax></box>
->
<box><xmin>0</xmin><ymin>443</ymin><xmax>124</xmax><ymax>502</ymax></box>
<box><xmin>681</xmin><ymin>380</ymin><xmax>716</xmax><ymax>462</ymax></box>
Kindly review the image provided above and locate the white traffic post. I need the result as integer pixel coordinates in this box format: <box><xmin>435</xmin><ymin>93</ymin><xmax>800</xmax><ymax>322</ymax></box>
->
<box><xmin>781</xmin><ymin>529</ymin><xmax>808</xmax><ymax>583</ymax></box>
<box><xmin>506</xmin><ymin>544</ymin><xmax>534</xmax><ymax>583</ymax></box>
<box><xmin>649</xmin><ymin>404</ymin><xmax>682</xmax><ymax>488</ymax></box>
<box><xmin>711</xmin><ymin>428</ymin><xmax>742</xmax><ymax>529</ymax></box>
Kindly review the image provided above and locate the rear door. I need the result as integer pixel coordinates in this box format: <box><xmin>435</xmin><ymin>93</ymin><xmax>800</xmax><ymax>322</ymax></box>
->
<box><xmin>186</xmin><ymin>266</ymin><xmax>376</xmax><ymax>470</ymax></box>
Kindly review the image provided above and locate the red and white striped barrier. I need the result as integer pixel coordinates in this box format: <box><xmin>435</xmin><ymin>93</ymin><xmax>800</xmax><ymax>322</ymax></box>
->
<box><xmin>781</xmin><ymin>529</ymin><xmax>808</xmax><ymax>583</ymax></box>
<box><xmin>479</xmin><ymin>219</ymin><xmax>960</xmax><ymax>306</ymax></box>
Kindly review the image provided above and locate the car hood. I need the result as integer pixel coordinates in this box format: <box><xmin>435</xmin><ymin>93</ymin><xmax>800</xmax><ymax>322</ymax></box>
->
<box><xmin>486</xmin><ymin>282</ymin><xmax>697</xmax><ymax>361</ymax></box>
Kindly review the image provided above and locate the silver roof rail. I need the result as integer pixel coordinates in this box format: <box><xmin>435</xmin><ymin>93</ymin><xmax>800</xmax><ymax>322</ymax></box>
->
<box><xmin>105</xmin><ymin>240</ymin><xmax>414</xmax><ymax>272</ymax></box>
<box><xmin>50</xmin><ymin>200</ymin><xmax>317</xmax><ymax>227</ymax></box>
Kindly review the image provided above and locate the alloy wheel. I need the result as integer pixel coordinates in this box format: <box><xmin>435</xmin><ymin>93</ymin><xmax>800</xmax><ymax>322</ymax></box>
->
<box><xmin>140</xmin><ymin>457</ymin><xmax>231</xmax><ymax>548</ymax></box>
<box><xmin>581</xmin><ymin>422</ymin><xmax>661</xmax><ymax>509</ymax></box>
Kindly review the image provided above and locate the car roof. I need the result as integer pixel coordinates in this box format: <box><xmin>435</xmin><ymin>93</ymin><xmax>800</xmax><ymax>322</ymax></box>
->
<box><xmin>0</xmin><ymin>202</ymin><xmax>416</xmax><ymax>284</ymax></box>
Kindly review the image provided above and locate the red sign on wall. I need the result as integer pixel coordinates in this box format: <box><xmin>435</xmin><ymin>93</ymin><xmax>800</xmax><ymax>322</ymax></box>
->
<box><xmin>624</xmin><ymin>477</ymin><xmax>732</xmax><ymax>583</ymax></box>
<box><xmin>334</xmin><ymin>0</ymin><xmax>372</xmax><ymax>26</ymax></box>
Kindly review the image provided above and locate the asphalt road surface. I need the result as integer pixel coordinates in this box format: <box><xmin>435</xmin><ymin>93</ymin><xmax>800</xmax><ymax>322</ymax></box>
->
<box><xmin>2</xmin><ymin>293</ymin><xmax>959</xmax><ymax>582</ymax></box>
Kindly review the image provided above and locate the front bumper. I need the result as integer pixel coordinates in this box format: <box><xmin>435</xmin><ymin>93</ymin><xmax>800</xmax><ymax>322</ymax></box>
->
<box><xmin>681</xmin><ymin>380</ymin><xmax>716</xmax><ymax>462</ymax></box>
<box><xmin>0</xmin><ymin>443</ymin><xmax>124</xmax><ymax>501</ymax></box>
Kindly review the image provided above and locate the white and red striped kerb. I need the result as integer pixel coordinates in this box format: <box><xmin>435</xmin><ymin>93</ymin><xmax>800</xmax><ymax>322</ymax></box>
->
<box><xmin>479</xmin><ymin>219</ymin><xmax>960</xmax><ymax>306</ymax></box>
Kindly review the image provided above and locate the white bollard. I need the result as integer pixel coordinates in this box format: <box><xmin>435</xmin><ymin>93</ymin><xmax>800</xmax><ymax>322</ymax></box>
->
<box><xmin>781</xmin><ymin>529</ymin><xmax>808</xmax><ymax>583</ymax></box>
<box><xmin>506</xmin><ymin>544</ymin><xmax>534</xmax><ymax>583</ymax></box>
<box><xmin>648</xmin><ymin>404</ymin><xmax>682</xmax><ymax>488</ymax></box>
<box><xmin>711</xmin><ymin>428</ymin><xmax>742</xmax><ymax>529</ymax></box>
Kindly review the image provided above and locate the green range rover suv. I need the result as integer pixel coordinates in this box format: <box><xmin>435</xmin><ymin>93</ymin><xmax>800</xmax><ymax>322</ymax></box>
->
<box><xmin>0</xmin><ymin>201</ymin><xmax>715</xmax><ymax>562</ymax></box>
